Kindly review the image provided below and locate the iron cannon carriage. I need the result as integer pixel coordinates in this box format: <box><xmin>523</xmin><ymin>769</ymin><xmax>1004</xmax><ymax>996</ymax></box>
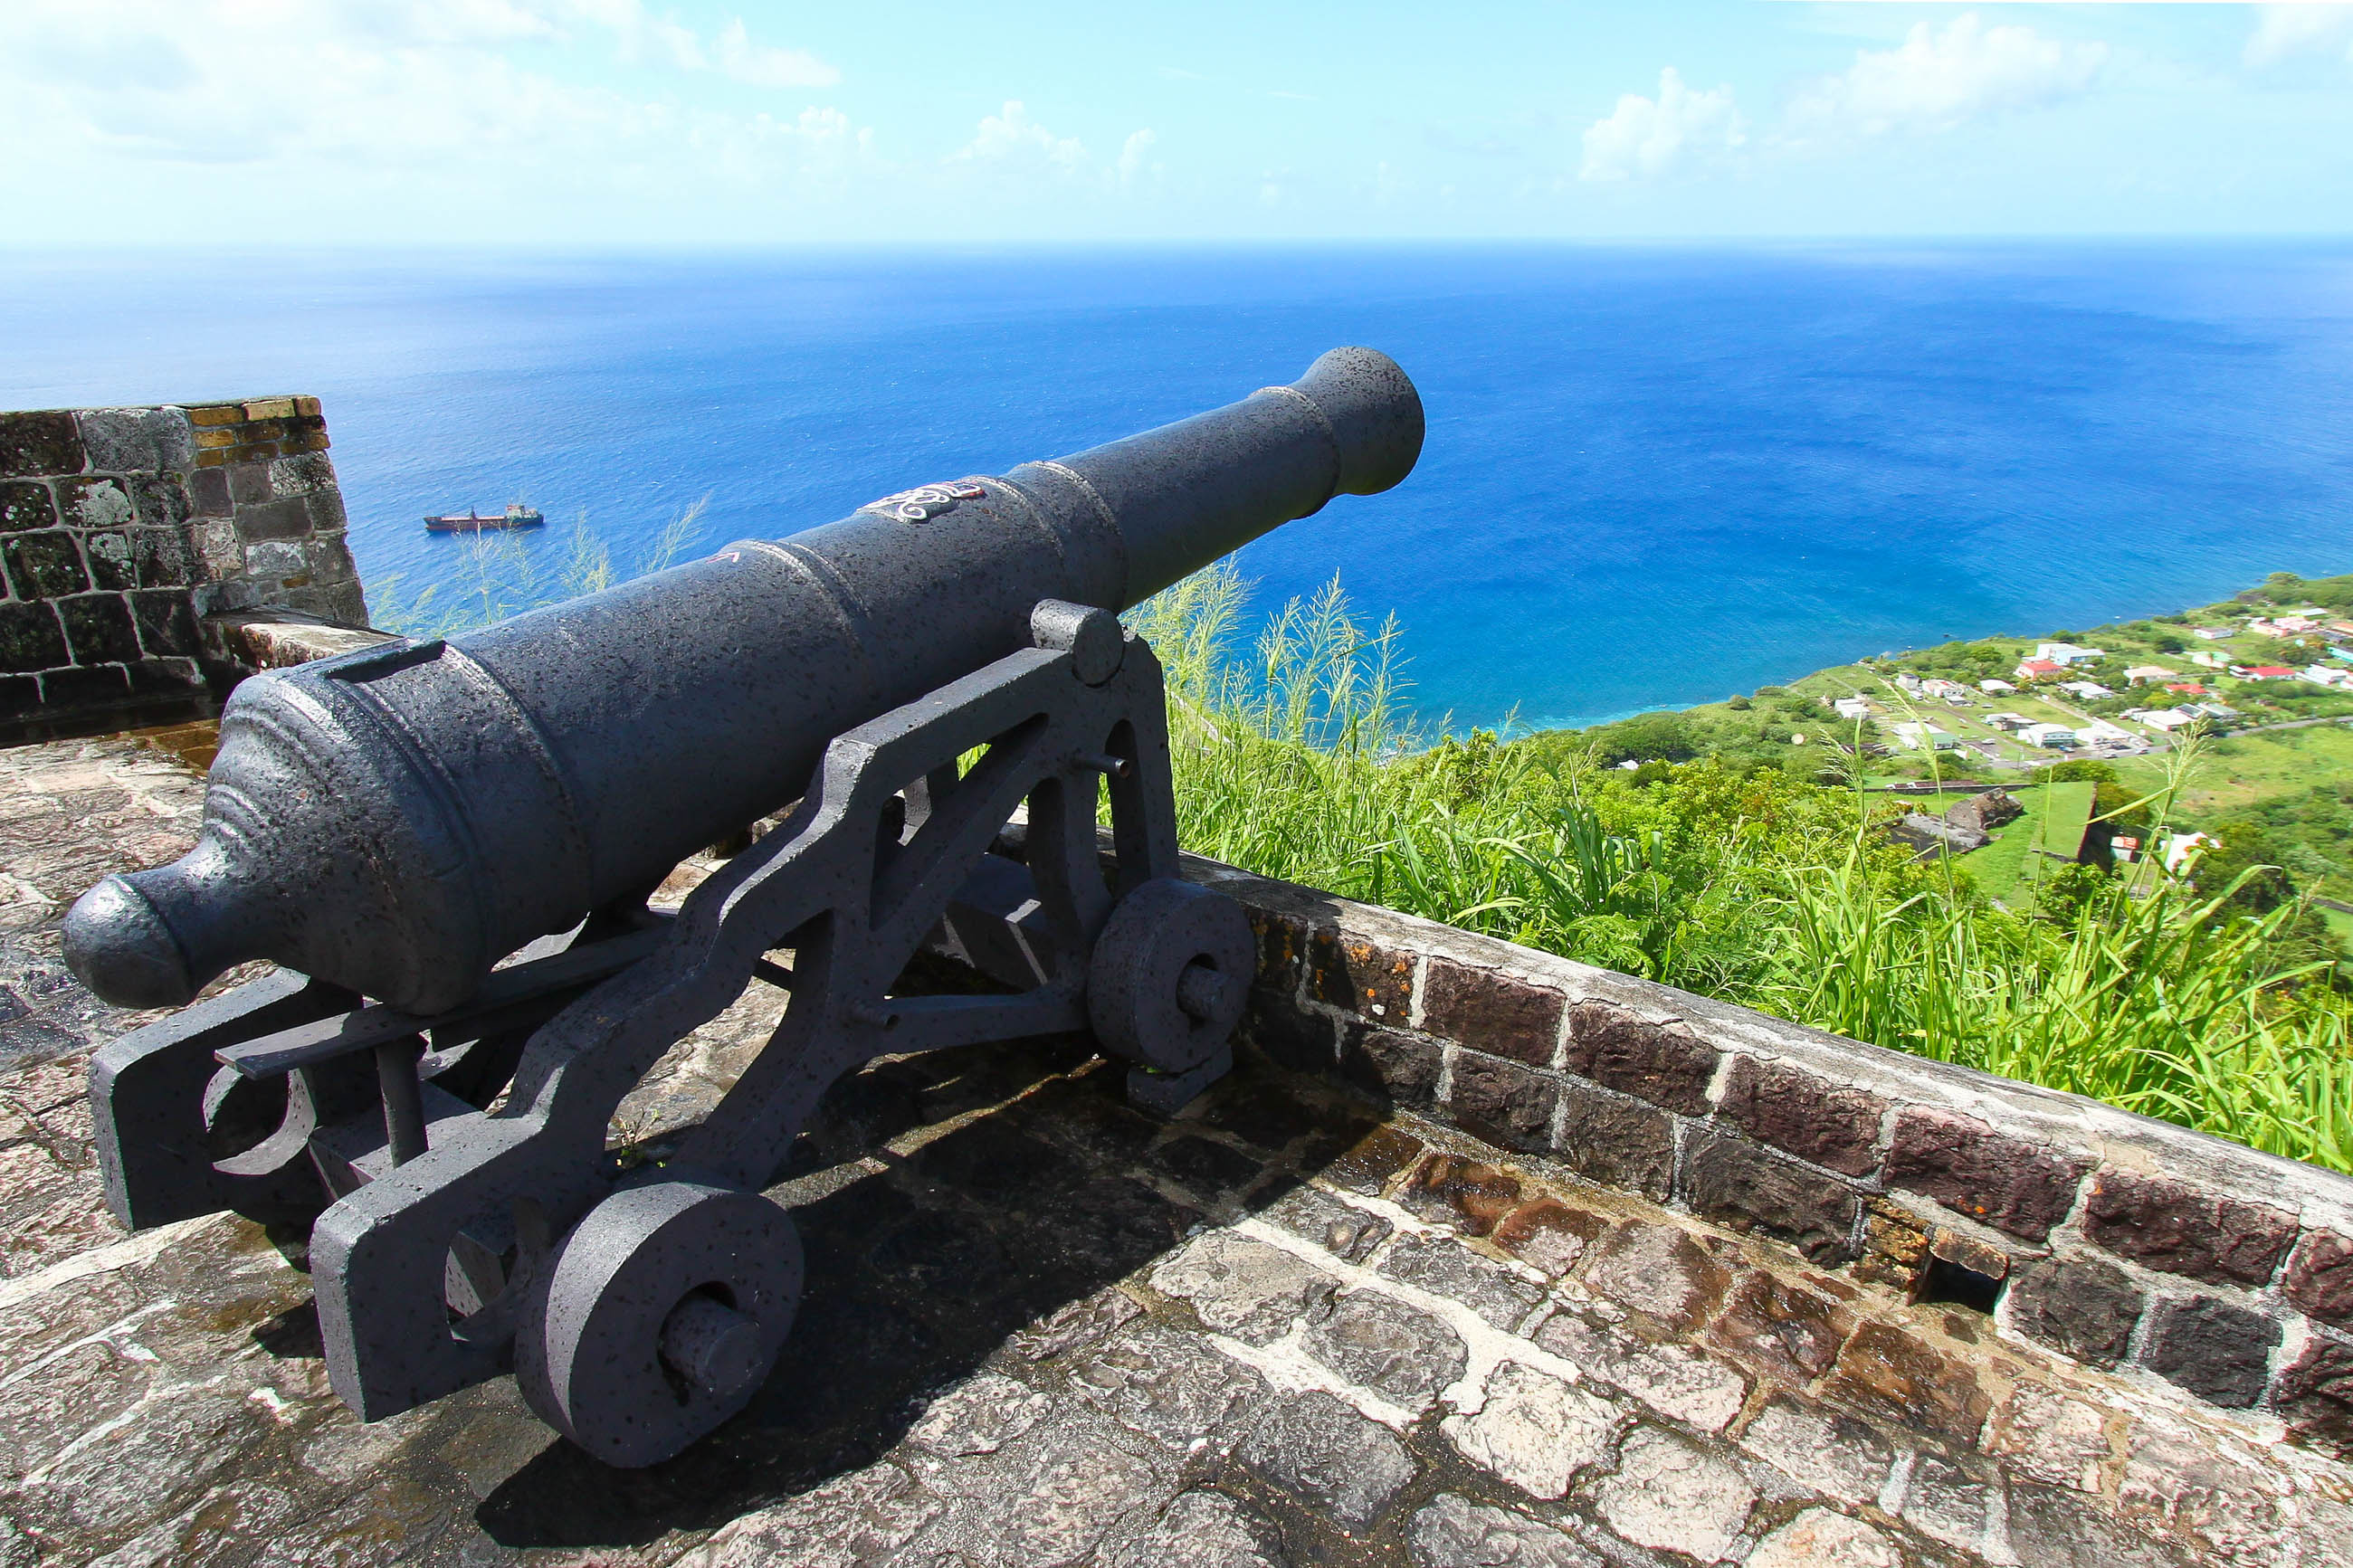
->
<box><xmin>62</xmin><ymin>348</ymin><xmax>1424</xmax><ymax>1467</ymax></box>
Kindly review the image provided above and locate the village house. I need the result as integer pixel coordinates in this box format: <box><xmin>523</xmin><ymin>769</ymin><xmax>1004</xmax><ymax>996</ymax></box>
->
<box><xmin>1981</xmin><ymin>710</ymin><xmax>2031</xmax><ymax>730</ymax></box>
<box><xmin>2121</xmin><ymin>663</ymin><xmax>2176</xmax><ymax>684</ymax></box>
<box><xmin>1889</xmin><ymin>721</ymin><xmax>1960</xmax><ymax>751</ymax></box>
<box><xmin>2013</xmin><ymin>657</ymin><xmax>2064</xmax><ymax>681</ymax></box>
<box><xmin>2251</xmin><ymin>615</ymin><xmax>2322</xmax><ymax>637</ymax></box>
<box><xmin>2240</xmin><ymin>664</ymin><xmax>2297</xmax><ymax>680</ymax></box>
<box><xmin>1919</xmin><ymin>677</ymin><xmax>1970</xmax><ymax>700</ymax></box>
<box><xmin>2032</xmin><ymin>641</ymin><xmax>2106</xmax><ymax>664</ymax></box>
<box><xmin>1977</xmin><ymin>677</ymin><xmax>2015</xmax><ymax>693</ymax></box>
<box><xmin>2130</xmin><ymin>708</ymin><xmax>2200</xmax><ymax>732</ymax></box>
<box><xmin>2164</xmin><ymin>680</ymin><xmax>2210</xmax><ymax>696</ymax></box>
<box><xmin>2055</xmin><ymin>679</ymin><xmax>2113</xmax><ymax>699</ymax></box>
<box><xmin>2301</xmin><ymin>664</ymin><xmax>2349</xmax><ymax>687</ymax></box>
<box><xmin>2015</xmin><ymin>722</ymin><xmax>2077</xmax><ymax>748</ymax></box>
<box><xmin>1833</xmin><ymin>696</ymin><xmax>1872</xmax><ymax>720</ymax></box>
<box><xmin>2188</xmin><ymin>650</ymin><xmax>2228</xmax><ymax>669</ymax></box>
<box><xmin>2193</xmin><ymin>625</ymin><xmax>2234</xmax><ymax>640</ymax></box>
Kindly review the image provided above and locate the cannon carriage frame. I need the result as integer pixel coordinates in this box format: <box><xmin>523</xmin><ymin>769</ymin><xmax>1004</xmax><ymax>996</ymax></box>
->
<box><xmin>89</xmin><ymin>600</ymin><xmax>1252</xmax><ymax>1466</ymax></box>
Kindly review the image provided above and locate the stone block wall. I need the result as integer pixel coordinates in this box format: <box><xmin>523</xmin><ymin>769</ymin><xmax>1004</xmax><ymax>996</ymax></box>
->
<box><xmin>0</xmin><ymin>397</ymin><xmax>368</xmax><ymax>744</ymax></box>
<box><xmin>1185</xmin><ymin>855</ymin><xmax>2353</xmax><ymax>1459</ymax></box>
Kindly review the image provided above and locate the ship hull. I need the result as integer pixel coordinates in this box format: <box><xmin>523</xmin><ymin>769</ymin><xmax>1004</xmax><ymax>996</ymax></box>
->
<box><xmin>424</xmin><ymin>512</ymin><xmax>545</xmax><ymax>533</ymax></box>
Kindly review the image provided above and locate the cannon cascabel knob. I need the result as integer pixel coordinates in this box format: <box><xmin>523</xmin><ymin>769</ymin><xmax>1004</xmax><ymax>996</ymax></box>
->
<box><xmin>63</xmin><ymin>832</ymin><xmax>278</xmax><ymax>1011</ymax></box>
<box><xmin>62</xmin><ymin>873</ymin><xmax>199</xmax><ymax>1009</ymax></box>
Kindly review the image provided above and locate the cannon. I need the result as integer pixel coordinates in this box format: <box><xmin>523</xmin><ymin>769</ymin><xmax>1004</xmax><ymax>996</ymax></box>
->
<box><xmin>62</xmin><ymin>347</ymin><xmax>1424</xmax><ymax>1467</ymax></box>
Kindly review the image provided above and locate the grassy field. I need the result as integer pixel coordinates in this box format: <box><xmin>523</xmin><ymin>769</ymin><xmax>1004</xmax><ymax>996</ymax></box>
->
<box><xmin>2114</xmin><ymin>722</ymin><xmax>2353</xmax><ymax>818</ymax></box>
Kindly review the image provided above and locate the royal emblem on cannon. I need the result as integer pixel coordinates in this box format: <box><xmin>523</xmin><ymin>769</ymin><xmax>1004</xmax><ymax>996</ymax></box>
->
<box><xmin>59</xmin><ymin>348</ymin><xmax>1424</xmax><ymax>1467</ymax></box>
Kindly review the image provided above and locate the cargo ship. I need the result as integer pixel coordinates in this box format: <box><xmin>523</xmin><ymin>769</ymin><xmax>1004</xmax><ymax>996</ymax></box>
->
<box><xmin>424</xmin><ymin>504</ymin><xmax>545</xmax><ymax>533</ymax></box>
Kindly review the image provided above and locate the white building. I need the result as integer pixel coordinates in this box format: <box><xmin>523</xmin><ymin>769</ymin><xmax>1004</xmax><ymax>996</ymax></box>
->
<box><xmin>2075</xmin><ymin>719</ymin><xmax>2135</xmax><ymax>746</ymax></box>
<box><xmin>2034</xmin><ymin>642</ymin><xmax>2107</xmax><ymax>666</ymax></box>
<box><xmin>2193</xmin><ymin>627</ymin><xmax>2233</xmax><ymax>641</ymax></box>
<box><xmin>2056</xmin><ymin>680</ymin><xmax>2114</xmax><ymax>700</ymax></box>
<box><xmin>1833</xmin><ymin>698</ymin><xmax>1872</xmax><ymax>721</ymax></box>
<box><xmin>2301</xmin><ymin>665</ymin><xmax>2349</xmax><ymax>688</ymax></box>
<box><xmin>1981</xmin><ymin>711</ymin><xmax>2032</xmax><ymax>731</ymax></box>
<box><xmin>1893</xmin><ymin>673</ymin><xmax>1923</xmax><ymax>694</ymax></box>
<box><xmin>1890</xmin><ymin>722</ymin><xmax>1961</xmax><ymax>751</ymax></box>
<box><xmin>2189</xmin><ymin>651</ymin><xmax>2227</xmax><ymax>669</ymax></box>
<box><xmin>1920</xmin><ymin>678</ymin><xmax>1971</xmax><ymax>700</ymax></box>
<box><xmin>2121</xmin><ymin>665</ymin><xmax>2176</xmax><ymax>685</ymax></box>
<box><xmin>2015</xmin><ymin>724</ymin><xmax>2078</xmax><ymax>748</ymax></box>
<box><xmin>1977</xmin><ymin>679</ymin><xmax>2016</xmax><ymax>694</ymax></box>
<box><xmin>2133</xmin><ymin>708</ymin><xmax>2200</xmax><ymax>732</ymax></box>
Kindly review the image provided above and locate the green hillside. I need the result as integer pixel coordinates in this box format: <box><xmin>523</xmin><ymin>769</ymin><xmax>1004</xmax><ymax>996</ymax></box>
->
<box><xmin>1520</xmin><ymin>569</ymin><xmax>2353</xmax><ymax>908</ymax></box>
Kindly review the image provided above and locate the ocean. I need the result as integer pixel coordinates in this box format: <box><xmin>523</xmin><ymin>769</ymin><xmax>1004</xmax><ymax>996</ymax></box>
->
<box><xmin>4</xmin><ymin>244</ymin><xmax>2349</xmax><ymax>731</ymax></box>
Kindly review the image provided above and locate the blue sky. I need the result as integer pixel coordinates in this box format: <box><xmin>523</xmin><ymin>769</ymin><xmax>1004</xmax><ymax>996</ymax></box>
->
<box><xmin>3</xmin><ymin>2</ymin><xmax>2349</xmax><ymax>242</ymax></box>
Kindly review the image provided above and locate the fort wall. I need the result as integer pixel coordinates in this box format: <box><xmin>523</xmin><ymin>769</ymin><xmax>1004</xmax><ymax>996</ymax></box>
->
<box><xmin>0</xmin><ymin>398</ymin><xmax>370</xmax><ymax>743</ymax></box>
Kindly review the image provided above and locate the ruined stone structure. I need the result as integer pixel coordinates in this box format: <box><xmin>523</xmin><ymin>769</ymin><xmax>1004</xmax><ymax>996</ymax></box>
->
<box><xmin>0</xmin><ymin>399</ymin><xmax>369</xmax><ymax>744</ymax></box>
<box><xmin>0</xmin><ymin>628</ymin><xmax>2348</xmax><ymax>1563</ymax></box>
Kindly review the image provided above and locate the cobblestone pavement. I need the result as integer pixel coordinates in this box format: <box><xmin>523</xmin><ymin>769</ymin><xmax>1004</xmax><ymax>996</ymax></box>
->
<box><xmin>3</xmin><ymin>736</ymin><xmax>2350</xmax><ymax>1566</ymax></box>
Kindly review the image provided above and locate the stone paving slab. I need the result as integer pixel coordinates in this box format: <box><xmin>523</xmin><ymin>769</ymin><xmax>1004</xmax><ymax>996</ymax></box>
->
<box><xmin>4</xmin><ymin>736</ymin><xmax>2353</xmax><ymax>1566</ymax></box>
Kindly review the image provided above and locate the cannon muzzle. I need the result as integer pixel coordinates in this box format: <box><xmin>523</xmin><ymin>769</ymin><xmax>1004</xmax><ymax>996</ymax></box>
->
<box><xmin>65</xmin><ymin>348</ymin><xmax>1423</xmax><ymax>1012</ymax></box>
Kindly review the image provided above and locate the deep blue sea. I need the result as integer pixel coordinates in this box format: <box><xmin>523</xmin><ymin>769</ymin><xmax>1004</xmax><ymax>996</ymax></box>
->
<box><xmin>4</xmin><ymin>245</ymin><xmax>2349</xmax><ymax>730</ymax></box>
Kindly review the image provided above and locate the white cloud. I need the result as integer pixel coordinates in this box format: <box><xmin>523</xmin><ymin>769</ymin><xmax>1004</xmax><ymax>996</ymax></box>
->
<box><xmin>586</xmin><ymin>4</ymin><xmax>838</xmax><ymax>88</ymax></box>
<box><xmin>0</xmin><ymin>0</ymin><xmax>862</xmax><ymax>204</ymax></box>
<box><xmin>945</xmin><ymin>103</ymin><xmax>1163</xmax><ymax>198</ymax></box>
<box><xmin>712</xmin><ymin>17</ymin><xmax>839</xmax><ymax>90</ymax></box>
<box><xmin>951</xmin><ymin>100</ymin><xmax>1088</xmax><ymax>173</ymax></box>
<box><xmin>1578</xmin><ymin>68</ymin><xmax>1746</xmax><ymax>183</ymax></box>
<box><xmin>1784</xmin><ymin>14</ymin><xmax>2105</xmax><ymax>144</ymax></box>
<box><xmin>2245</xmin><ymin>4</ymin><xmax>2353</xmax><ymax>69</ymax></box>
<box><xmin>1116</xmin><ymin>128</ymin><xmax>1159</xmax><ymax>186</ymax></box>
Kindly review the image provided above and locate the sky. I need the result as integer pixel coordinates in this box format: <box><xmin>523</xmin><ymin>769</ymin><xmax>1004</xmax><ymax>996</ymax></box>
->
<box><xmin>1</xmin><ymin>2</ymin><xmax>2349</xmax><ymax>242</ymax></box>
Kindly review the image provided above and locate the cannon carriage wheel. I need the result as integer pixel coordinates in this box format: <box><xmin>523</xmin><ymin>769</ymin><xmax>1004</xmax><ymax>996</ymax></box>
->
<box><xmin>515</xmin><ymin>1180</ymin><xmax>804</xmax><ymax>1468</ymax></box>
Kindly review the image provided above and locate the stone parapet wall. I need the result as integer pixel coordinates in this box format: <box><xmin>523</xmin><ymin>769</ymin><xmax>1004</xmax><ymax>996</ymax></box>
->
<box><xmin>1186</xmin><ymin>854</ymin><xmax>2353</xmax><ymax>1459</ymax></box>
<box><xmin>0</xmin><ymin>399</ymin><xmax>369</xmax><ymax>744</ymax></box>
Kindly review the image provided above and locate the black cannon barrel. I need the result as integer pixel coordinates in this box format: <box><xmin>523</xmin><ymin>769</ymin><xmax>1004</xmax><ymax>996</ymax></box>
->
<box><xmin>63</xmin><ymin>348</ymin><xmax>1423</xmax><ymax>1013</ymax></box>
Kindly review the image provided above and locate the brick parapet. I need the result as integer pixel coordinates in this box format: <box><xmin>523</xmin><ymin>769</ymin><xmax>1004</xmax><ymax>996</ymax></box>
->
<box><xmin>0</xmin><ymin>398</ymin><xmax>370</xmax><ymax>744</ymax></box>
<box><xmin>1178</xmin><ymin>850</ymin><xmax>2353</xmax><ymax>1455</ymax></box>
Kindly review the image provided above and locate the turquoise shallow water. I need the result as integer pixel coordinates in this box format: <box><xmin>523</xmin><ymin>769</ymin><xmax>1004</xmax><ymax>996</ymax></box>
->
<box><xmin>3</xmin><ymin>244</ymin><xmax>2349</xmax><ymax>730</ymax></box>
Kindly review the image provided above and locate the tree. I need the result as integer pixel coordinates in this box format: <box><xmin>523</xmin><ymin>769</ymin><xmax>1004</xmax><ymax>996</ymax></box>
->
<box><xmin>1593</xmin><ymin>710</ymin><xmax>1701</xmax><ymax>764</ymax></box>
<box><xmin>2192</xmin><ymin>819</ymin><xmax>2301</xmax><ymax>915</ymax></box>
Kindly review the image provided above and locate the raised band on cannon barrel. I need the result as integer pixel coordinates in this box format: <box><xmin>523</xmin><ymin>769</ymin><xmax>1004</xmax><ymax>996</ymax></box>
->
<box><xmin>61</xmin><ymin>347</ymin><xmax>1425</xmax><ymax>1467</ymax></box>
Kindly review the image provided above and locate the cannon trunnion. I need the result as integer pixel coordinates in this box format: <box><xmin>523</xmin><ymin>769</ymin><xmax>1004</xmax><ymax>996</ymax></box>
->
<box><xmin>70</xmin><ymin>350</ymin><xmax>1424</xmax><ymax>1468</ymax></box>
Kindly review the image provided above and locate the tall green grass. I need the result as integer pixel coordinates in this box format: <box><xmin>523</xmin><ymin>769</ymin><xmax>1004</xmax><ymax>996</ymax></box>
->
<box><xmin>1134</xmin><ymin>565</ymin><xmax>2353</xmax><ymax>1174</ymax></box>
